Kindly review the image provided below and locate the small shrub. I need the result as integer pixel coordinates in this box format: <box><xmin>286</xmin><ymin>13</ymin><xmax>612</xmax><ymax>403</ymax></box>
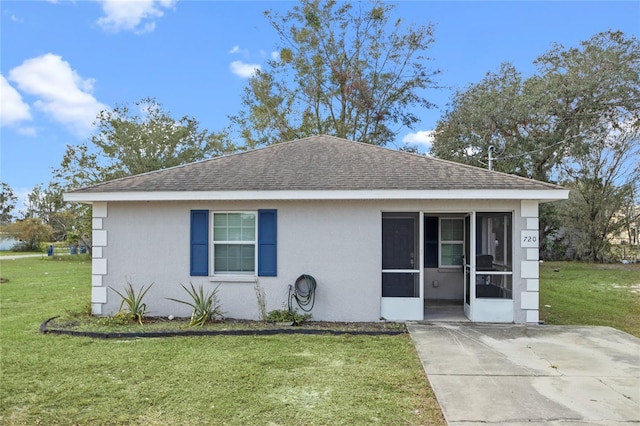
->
<box><xmin>254</xmin><ymin>282</ymin><xmax>267</xmax><ymax>321</ymax></box>
<box><xmin>110</xmin><ymin>280</ymin><xmax>153</xmax><ymax>325</ymax></box>
<box><xmin>167</xmin><ymin>283</ymin><xmax>223</xmax><ymax>327</ymax></box>
<box><xmin>96</xmin><ymin>312</ymin><xmax>138</xmax><ymax>327</ymax></box>
<box><xmin>266</xmin><ymin>308</ymin><xmax>311</xmax><ymax>325</ymax></box>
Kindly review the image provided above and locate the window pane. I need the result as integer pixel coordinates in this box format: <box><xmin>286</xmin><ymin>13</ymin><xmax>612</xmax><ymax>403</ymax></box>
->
<box><xmin>226</xmin><ymin>245</ymin><xmax>241</xmax><ymax>271</ymax></box>
<box><xmin>241</xmin><ymin>245</ymin><xmax>255</xmax><ymax>271</ymax></box>
<box><xmin>441</xmin><ymin>243</ymin><xmax>463</xmax><ymax>266</ymax></box>
<box><xmin>213</xmin><ymin>213</ymin><xmax>228</xmax><ymax>241</ymax></box>
<box><xmin>241</xmin><ymin>213</ymin><xmax>256</xmax><ymax>240</ymax></box>
<box><xmin>476</xmin><ymin>275</ymin><xmax>512</xmax><ymax>299</ymax></box>
<box><xmin>382</xmin><ymin>272</ymin><xmax>419</xmax><ymax>297</ymax></box>
<box><xmin>227</xmin><ymin>214</ymin><xmax>242</xmax><ymax>227</ymax></box>
<box><xmin>214</xmin><ymin>245</ymin><xmax>228</xmax><ymax>273</ymax></box>
<box><xmin>441</xmin><ymin>219</ymin><xmax>463</xmax><ymax>241</ymax></box>
<box><xmin>214</xmin><ymin>213</ymin><xmax>256</xmax><ymax>242</ymax></box>
<box><xmin>213</xmin><ymin>213</ymin><xmax>228</xmax><ymax>227</ymax></box>
<box><xmin>227</xmin><ymin>225</ymin><xmax>242</xmax><ymax>241</ymax></box>
<box><xmin>479</xmin><ymin>213</ymin><xmax>512</xmax><ymax>270</ymax></box>
<box><xmin>214</xmin><ymin>244</ymin><xmax>255</xmax><ymax>274</ymax></box>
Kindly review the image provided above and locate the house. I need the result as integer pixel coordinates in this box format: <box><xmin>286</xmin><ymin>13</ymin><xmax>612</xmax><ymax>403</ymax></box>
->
<box><xmin>64</xmin><ymin>135</ymin><xmax>569</xmax><ymax>323</ymax></box>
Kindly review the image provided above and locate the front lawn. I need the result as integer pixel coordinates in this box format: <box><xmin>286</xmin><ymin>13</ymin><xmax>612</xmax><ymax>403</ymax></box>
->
<box><xmin>0</xmin><ymin>257</ymin><xmax>445</xmax><ymax>425</ymax></box>
<box><xmin>540</xmin><ymin>261</ymin><xmax>640</xmax><ymax>337</ymax></box>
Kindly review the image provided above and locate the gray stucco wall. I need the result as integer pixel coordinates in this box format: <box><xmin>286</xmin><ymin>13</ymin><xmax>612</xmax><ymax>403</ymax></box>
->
<box><xmin>91</xmin><ymin>198</ymin><xmax>537</xmax><ymax>322</ymax></box>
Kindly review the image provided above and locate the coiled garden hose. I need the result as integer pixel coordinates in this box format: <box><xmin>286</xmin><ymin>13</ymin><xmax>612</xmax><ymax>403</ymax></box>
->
<box><xmin>288</xmin><ymin>274</ymin><xmax>317</xmax><ymax>313</ymax></box>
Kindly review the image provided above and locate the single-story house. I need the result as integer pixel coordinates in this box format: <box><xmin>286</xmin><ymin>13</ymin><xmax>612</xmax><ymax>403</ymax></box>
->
<box><xmin>64</xmin><ymin>135</ymin><xmax>569</xmax><ymax>323</ymax></box>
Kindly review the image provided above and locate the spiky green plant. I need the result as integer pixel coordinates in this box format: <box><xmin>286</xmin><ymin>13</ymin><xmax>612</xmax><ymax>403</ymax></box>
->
<box><xmin>167</xmin><ymin>283</ymin><xmax>223</xmax><ymax>327</ymax></box>
<box><xmin>110</xmin><ymin>280</ymin><xmax>153</xmax><ymax>325</ymax></box>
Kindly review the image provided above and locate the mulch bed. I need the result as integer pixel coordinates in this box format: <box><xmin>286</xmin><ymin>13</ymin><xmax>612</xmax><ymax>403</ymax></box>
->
<box><xmin>41</xmin><ymin>316</ymin><xmax>407</xmax><ymax>339</ymax></box>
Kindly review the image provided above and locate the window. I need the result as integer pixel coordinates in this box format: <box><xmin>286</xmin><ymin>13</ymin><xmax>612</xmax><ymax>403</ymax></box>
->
<box><xmin>190</xmin><ymin>209</ymin><xmax>277</xmax><ymax>277</ymax></box>
<box><xmin>213</xmin><ymin>212</ymin><xmax>256</xmax><ymax>275</ymax></box>
<box><xmin>440</xmin><ymin>218</ymin><xmax>464</xmax><ymax>267</ymax></box>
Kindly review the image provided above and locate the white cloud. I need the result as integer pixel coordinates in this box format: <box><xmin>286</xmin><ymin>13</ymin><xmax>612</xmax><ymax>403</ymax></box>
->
<box><xmin>17</xmin><ymin>127</ymin><xmax>38</xmax><ymax>137</ymax></box>
<box><xmin>403</xmin><ymin>130</ymin><xmax>435</xmax><ymax>149</ymax></box>
<box><xmin>229</xmin><ymin>45</ymin><xmax>250</xmax><ymax>57</ymax></box>
<box><xmin>10</xmin><ymin>14</ymin><xmax>23</xmax><ymax>23</ymax></box>
<box><xmin>271</xmin><ymin>51</ymin><xmax>280</xmax><ymax>61</ymax></box>
<box><xmin>0</xmin><ymin>75</ymin><xmax>32</xmax><ymax>126</ymax></box>
<box><xmin>96</xmin><ymin>0</ymin><xmax>176</xmax><ymax>34</ymax></box>
<box><xmin>8</xmin><ymin>53</ymin><xmax>107</xmax><ymax>136</ymax></box>
<box><xmin>230</xmin><ymin>60</ymin><xmax>260</xmax><ymax>78</ymax></box>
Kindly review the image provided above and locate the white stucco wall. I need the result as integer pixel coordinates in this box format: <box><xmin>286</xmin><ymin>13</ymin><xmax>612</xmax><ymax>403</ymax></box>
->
<box><xmin>93</xmin><ymin>198</ymin><xmax>538</xmax><ymax>323</ymax></box>
<box><xmin>97</xmin><ymin>200</ymin><xmax>381</xmax><ymax>322</ymax></box>
<box><xmin>424</xmin><ymin>269</ymin><xmax>464</xmax><ymax>300</ymax></box>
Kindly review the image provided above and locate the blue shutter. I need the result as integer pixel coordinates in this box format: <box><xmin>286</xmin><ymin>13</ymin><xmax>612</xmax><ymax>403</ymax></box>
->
<box><xmin>190</xmin><ymin>210</ymin><xmax>209</xmax><ymax>276</ymax></box>
<box><xmin>258</xmin><ymin>209</ymin><xmax>277</xmax><ymax>276</ymax></box>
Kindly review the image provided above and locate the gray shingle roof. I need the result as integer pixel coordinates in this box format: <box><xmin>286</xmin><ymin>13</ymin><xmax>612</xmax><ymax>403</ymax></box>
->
<box><xmin>69</xmin><ymin>135</ymin><xmax>563</xmax><ymax>193</ymax></box>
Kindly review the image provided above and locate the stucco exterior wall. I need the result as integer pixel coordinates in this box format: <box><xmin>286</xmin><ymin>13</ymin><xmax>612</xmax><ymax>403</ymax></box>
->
<box><xmin>424</xmin><ymin>269</ymin><xmax>464</xmax><ymax>300</ymax></box>
<box><xmin>93</xmin><ymin>198</ymin><xmax>538</xmax><ymax>323</ymax></box>
<box><xmin>97</xmin><ymin>200</ymin><xmax>382</xmax><ymax>322</ymax></box>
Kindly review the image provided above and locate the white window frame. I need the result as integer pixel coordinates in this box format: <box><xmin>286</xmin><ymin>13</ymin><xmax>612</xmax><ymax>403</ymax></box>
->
<box><xmin>211</xmin><ymin>211</ymin><xmax>258</xmax><ymax>276</ymax></box>
<box><xmin>439</xmin><ymin>217</ymin><xmax>465</xmax><ymax>268</ymax></box>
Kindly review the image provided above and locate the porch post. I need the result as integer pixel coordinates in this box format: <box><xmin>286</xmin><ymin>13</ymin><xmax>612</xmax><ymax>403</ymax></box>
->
<box><xmin>469</xmin><ymin>211</ymin><xmax>476</xmax><ymax>321</ymax></box>
<box><xmin>419</xmin><ymin>212</ymin><xmax>424</xmax><ymax>310</ymax></box>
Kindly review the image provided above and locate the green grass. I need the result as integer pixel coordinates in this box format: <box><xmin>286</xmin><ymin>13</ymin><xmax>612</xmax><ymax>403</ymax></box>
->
<box><xmin>0</xmin><ymin>257</ymin><xmax>444</xmax><ymax>425</ymax></box>
<box><xmin>540</xmin><ymin>261</ymin><xmax>640</xmax><ymax>337</ymax></box>
<box><xmin>0</xmin><ymin>251</ymin><xmax>42</xmax><ymax>256</ymax></box>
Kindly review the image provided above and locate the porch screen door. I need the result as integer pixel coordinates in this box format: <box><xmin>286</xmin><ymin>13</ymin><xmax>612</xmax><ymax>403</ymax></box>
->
<box><xmin>463</xmin><ymin>214</ymin><xmax>474</xmax><ymax>319</ymax></box>
<box><xmin>382</xmin><ymin>214</ymin><xmax>419</xmax><ymax>297</ymax></box>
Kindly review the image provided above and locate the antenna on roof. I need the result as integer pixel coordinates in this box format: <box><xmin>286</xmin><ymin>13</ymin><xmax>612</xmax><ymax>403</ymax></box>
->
<box><xmin>488</xmin><ymin>145</ymin><xmax>495</xmax><ymax>171</ymax></box>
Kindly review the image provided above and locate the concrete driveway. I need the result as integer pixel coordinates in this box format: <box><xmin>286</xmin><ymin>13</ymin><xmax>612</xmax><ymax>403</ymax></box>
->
<box><xmin>407</xmin><ymin>323</ymin><xmax>640</xmax><ymax>425</ymax></box>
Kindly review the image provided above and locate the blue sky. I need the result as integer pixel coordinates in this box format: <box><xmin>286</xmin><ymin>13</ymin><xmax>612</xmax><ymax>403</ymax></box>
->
<box><xmin>1</xmin><ymin>1</ymin><xmax>638</xmax><ymax>209</ymax></box>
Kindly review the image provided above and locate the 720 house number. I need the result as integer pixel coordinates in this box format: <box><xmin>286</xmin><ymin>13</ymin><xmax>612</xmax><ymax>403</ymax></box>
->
<box><xmin>521</xmin><ymin>231</ymin><xmax>539</xmax><ymax>247</ymax></box>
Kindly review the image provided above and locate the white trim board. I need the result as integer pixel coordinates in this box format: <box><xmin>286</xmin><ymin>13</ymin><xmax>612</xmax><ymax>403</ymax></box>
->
<box><xmin>64</xmin><ymin>189</ymin><xmax>569</xmax><ymax>203</ymax></box>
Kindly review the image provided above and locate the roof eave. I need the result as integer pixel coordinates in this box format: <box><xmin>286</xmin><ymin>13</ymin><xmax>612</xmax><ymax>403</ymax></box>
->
<box><xmin>64</xmin><ymin>189</ymin><xmax>570</xmax><ymax>203</ymax></box>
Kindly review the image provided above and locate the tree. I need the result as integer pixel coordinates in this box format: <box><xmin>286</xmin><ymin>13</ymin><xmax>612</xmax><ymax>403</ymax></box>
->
<box><xmin>431</xmin><ymin>31</ymin><xmax>640</xmax><ymax>260</ymax></box>
<box><xmin>432</xmin><ymin>31</ymin><xmax>639</xmax><ymax>182</ymax></box>
<box><xmin>558</xmin><ymin>127</ymin><xmax>639</xmax><ymax>261</ymax></box>
<box><xmin>53</xmin><ymin>97</ymin><xmax>235</xmax><ymax>252</ymax></box>
<box><xmin>231</xmin><ymin>0</ymin><xmax>439</xmax><ymax>147</ymax></box>
<box><xmin>21</xmin><ymin>183</ymin><xmax>76</xmax><ymax>243</ymax></box>
<box><xmin>430</xmin><ymin>63</ymin><xmax>576</xmax><ymax>182</ymax></box>
<box><xmin>57</xmin><ymin>97</ymin><xmax>235</xmax><ymax>186</ymax></box>
<box><xmin>0</xmin><ymin>182</ymin><xmax>17</xmax><ymax>224</ymax></box>
<box><xmin>1</xmin><ymin>218</ymin><xmax>52</xmax><ymax>251</ymax></box>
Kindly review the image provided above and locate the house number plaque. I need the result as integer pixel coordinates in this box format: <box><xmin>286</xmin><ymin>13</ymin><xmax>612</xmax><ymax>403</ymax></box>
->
<box><xmin>520</xmin><ymin>230</ymin><xmax>539</xmax><ymax>248</ymax></box>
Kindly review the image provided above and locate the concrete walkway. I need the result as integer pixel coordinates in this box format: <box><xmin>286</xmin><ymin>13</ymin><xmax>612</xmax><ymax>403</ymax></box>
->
<box><xmin>408</xmin><ymin>323</ymin><xmax>640</xmax><ymax>425</ymax></box>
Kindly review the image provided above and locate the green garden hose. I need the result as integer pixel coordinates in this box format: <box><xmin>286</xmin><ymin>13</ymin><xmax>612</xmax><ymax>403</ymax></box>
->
<box><xmin>289</xmin><ymin>274</ymin><xmax>317</xmax><ymax>313</ymax></box>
